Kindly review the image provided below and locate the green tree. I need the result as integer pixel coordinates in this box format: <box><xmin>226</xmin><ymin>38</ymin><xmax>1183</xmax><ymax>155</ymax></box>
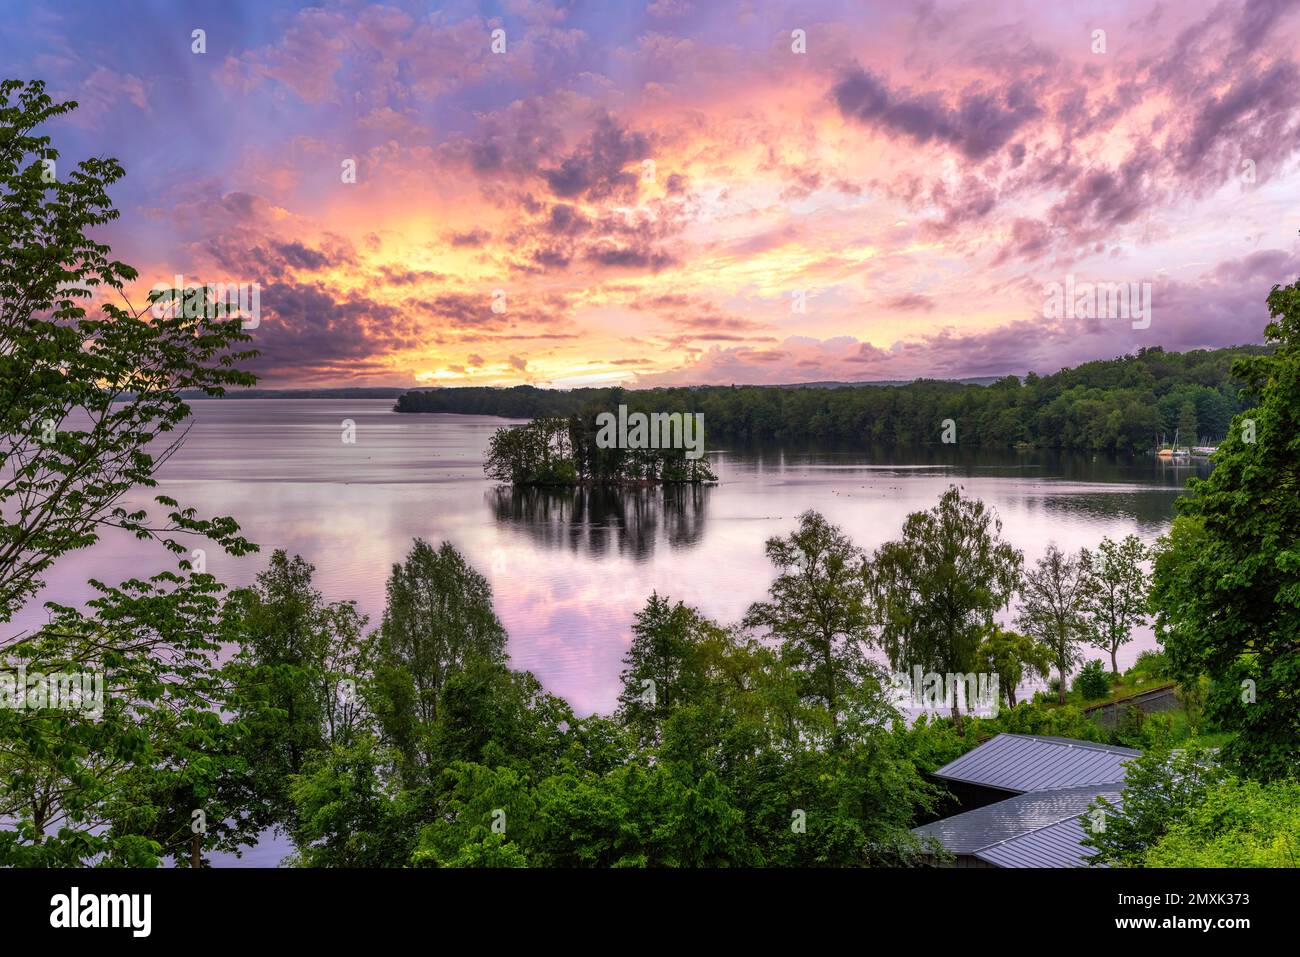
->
<box><xmin>978</xmin><ymin>625</ymin><xmax>1050</xmax><ymax>707</ymax></box>
<box><xmin>412</xmin><ymin>763</ymin><xmax>538</xmax><ymax>867</ymax></box>
<box><xmin>615</xmin><ymin>593</ymin><xmax>728</xmax><ymax>747</ymax></box>
<box><xmin>532</xmin><ymin>763</ymin><xmax>758</xmax><ymax>867</ymax></box>
<box><xmin>1175</xmin><ymin>400</ymin><xmax>1198</xmax><ymax>447</ymax></box>
<box><xmin>1083</xmin><ymin>740</ymin><xmax>1224</xmax><ymax>867</ymax></box>
<box><xmin>1081</xmin><ymin>534</ymin><xmax>1149</xmax><ymax>673</ymax></box>
<box><xmin>1073</xmin><ymin>659</ymin><xmax>1111</xmax><ymax>699</ymax></box>
<box><xmin>287</xmin><ymin>735</ymin><xmax>415</xmax><ymax>868</ymax></box>
<box><xmin>1017</xmin><ymin>544</ymin><xmax>1091</xmax><ymax>704</ymax></box>
<box><xmin>0</xmin><ymin>572</ymin><xmax>257</xmax><ymax>867</ymax></box>
<box><xmin>743</xmin><ymin>511</ymin><xmax>875</xmax><ymax>743</ymax></box>
<box><xmin>426</xmin><ymin>658</ymin><xmax>572</xmax><ymax>775</ymax></box>
<box><xmin>222</xmin><ymin>551</ymin><xmax>369</xmax><ymax>834</ymax></box>
<box><xmin>871</xmin><ymin>487</ymin><xmax>1023</xmax><ymax>728</ymax></box>
<box><xmin>0</xmin><ymin>79</ymin><xmax>258</xmax><ymax>867</ymax></box>
<box><xmin>0</xmin><ymin>79</ymin><xmax>255</xmax><ymax>624</ymax></box>
<box><xmin>1150</xmin><ymin>275</ymin><xmax>1300</xmax><ymax>780</ymax></box>
<box><xmin>368</xmin><ymin>540</ymin><xmax>507</xmax><ymax>776</ymax></box>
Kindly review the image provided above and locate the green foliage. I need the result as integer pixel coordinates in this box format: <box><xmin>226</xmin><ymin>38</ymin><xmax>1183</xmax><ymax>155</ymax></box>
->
<box><xmin>484</xmin><ymin>417</ymin><xmax>578</xmax><ymax>485</ymax></box>
<box><xmin>1082</xmin><ymin>740</ymin><xmax>1224</xmax><ymax>866</ymax></box>
<box><xmin>0</xmin><ymin>81</ymin><xmax>267</xmax><ymax>864</ymax></box>
<box><xmin>1176</xmin><ymin>676</ymin><xmax>1210</xmax><ymax>737</ymax></box>
<box><xmin>399</xmin><ymin>344</ymin><xmax>1264</xmax><ymax>453</ymax></box>
<box><xmin>286</xmin><ymin>736</ymin><xmax>416</xmax><ymax>868</ymax></box>
<box><xmin>0</xmin><ymin>79</ymin><xmax>256</xmax><ymax>624</ymax></box>
<box><xmin>426</xmin><ymin>658</ymin><xmax>573</xmax><ymax>775</ymax></box>
<box><xmin>978</xmin><ymin>625</ymin><xmax>1050</xmax><ymax>708</ymax></box>
<box><xmin>413</xmin><ymin>763</ymin><xmax>537</xmax><ymax>867</ymax></box>
<box><xmin>1112</xmin><ymin>703</ymin><xmax>1147</xmax><ymax>748</ymax></box>
<box><xmin>1017</xmin><ymin>544</ymin><xmax>1091</xmax><ymax>704</ymax></box>
<box><xmin>222</xmin><ymin>551</ymin><xmax>369</xmax><ymax>833</ymax></box>
<box><xmin>615</xmin><ymin>593</ymin><xmax>731</xmax><ymax>747</ymax></box>
<box><xmin>1129</xmin><ymin>650</ymin><xmax>1170</xmax><ymax>681</ymax></box>
<box><xmin>744</xmin><ymin>511</ymin><xmax>876</xmax><ymax>739</ymax></box>
<box><xmin>1074</xmin><ymin>659</ymin><xmax>1112</xmax><ymax>700</ymax></box>
<box><xmin>1081</xmin><ymin>535</ymin><xmax>1149</xmax><ymax>673</ymax></box>
<box><xmin>975</xmin><ymin>699</ymin><xmax>1110</xmax><ymax>745</ymax></box>
<box><xmin>871</xmin><ymin>486</ymin><xmax>1022</xmax><ymax>725</ymax></box>
<box><xmin>1150</xmin><ymin>274</ymin><xmax>1300</xmax><ymax>780</ymax></box>
<box><xmin>532</xmin><ymin>764</ymin><xmax>757</xmax><ymax>867</ymax></box>
<box><xmin>368</xmin><ymin>539</ymin><xmax>507</xmax><ymax>777</ymax></box>
<box><xmin>485</xmin><ymin>414</ymin><xmax>716</xmax><ymax>486</ymax></box>
<box><xmin>1144</xmin><ymin>776</ymin><xmax>1300</xmax><ymax>867</ymax></box>
<box><xmin>0</xmin><ymin>572</ymin><xmax>257</xmax><ymax>866</ymax></box>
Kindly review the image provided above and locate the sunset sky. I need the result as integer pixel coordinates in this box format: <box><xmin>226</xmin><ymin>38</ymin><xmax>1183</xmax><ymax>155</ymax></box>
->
<box><xmin>6</xmin><ymin>0</ymin><xmax>1300</xmax><ymax>388</ymax></box>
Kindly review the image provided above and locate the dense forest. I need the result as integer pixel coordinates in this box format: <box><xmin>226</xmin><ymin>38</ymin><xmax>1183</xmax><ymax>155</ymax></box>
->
<box><xmin>396</xmin><ymin>344</ymin><xmax>1269</xmax><ymax>453</ymax></box>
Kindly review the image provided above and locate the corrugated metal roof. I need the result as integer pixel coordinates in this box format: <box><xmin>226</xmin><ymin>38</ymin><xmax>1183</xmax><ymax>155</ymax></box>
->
<box><xmin>930</xmin><ymin>733</ymin><xmax>1139</xmax><ymax>793</ymax></box>
<box><xmin>912</xmin><ymin>784</ymin><xmax>1122</xmax><ymax>863</ymax></box>
<box><xmin>975</xmin><ymin>815</ymin><xmax>1108</xmax><ymax>868</ymax></box>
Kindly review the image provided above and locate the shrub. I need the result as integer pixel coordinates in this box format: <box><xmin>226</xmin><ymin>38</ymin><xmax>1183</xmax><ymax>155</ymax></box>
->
<box><xmin>1074</xmin><ymin>659</ymin><xmax>1111</xmax><ymax>700</ymax></box>
<box><xmin>1176</xmin><ymin>675</ymin><xmax>1210</xmax><ymax>736</ymax></box>
<box><xmin>1113</xmin><ymin>703</ymin><xmax>1147</xmax><ymax>747</ymax></box>
<box><xmin>1145</xmin><ymin>777</ymin><xmax>1300</xmax><ymax>867</ymax></box>
<box><xmin>1129</xmin><ymin>650</ymin><xmax>1170</xmax><ymax>681</ymax></box>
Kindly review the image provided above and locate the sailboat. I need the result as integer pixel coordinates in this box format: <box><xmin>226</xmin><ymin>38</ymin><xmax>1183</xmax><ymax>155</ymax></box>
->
<box><xmin>1156</xmin><ymin>430</ymin><xmax>1190</xmax><ymax>459</ymax></box>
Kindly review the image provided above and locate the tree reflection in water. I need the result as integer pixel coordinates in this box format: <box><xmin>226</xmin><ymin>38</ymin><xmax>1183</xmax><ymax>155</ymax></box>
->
<box><xmin>487</xmin><ymin>484</ymin><xmax>709</xmax><ymax>559</ymax></box>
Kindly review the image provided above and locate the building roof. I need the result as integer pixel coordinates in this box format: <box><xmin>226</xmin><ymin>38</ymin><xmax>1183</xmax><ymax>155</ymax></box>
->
<box><xmin>930</xmin><ymin>733</ymin><xmax>1139</xmax><ymax>794</ymax></box>
<box><xmin>974</xmin><ymin>814</ymin><xmax>1105</xmax><ymax>868</ymax></box>
<box><xmin>912</xmin><ymin>784</ymin><xmax>1122</xmax><ymax>867</ymax></box>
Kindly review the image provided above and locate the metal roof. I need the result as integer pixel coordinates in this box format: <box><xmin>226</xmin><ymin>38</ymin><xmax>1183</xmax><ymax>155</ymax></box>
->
<box><xmin>930</xmin><ymin>733</ymin><xmax>1139</xmax><ymax>793</ymax></box>
<box><xmin>912</xmin><ymin>784</ymin><xmax>1122</xmax><ymax>865</ymax></box>
<box><xmin>974</xmin><ymin>814</ymin><xmax>1106</xmax><ymax>868</ymax></box>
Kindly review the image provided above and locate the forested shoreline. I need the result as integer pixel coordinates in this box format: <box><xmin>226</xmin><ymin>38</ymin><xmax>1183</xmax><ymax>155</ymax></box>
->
<box><xmin>396</xmin><ymin>344</ymin><xmax>1268</xmax><ymax>454</ymax></box>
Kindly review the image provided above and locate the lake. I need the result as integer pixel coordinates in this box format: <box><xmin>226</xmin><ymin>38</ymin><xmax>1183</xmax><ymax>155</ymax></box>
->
<box><xmin>16</xmin><ymin>398</ymin><xmax>1211</xmax><ymax>716</ymax></box>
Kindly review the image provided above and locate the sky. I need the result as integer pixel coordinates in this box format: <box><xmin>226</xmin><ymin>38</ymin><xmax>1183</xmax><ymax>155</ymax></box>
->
<box><xmin>4</xmin><ymin>0</ymin><xmax>1300</xmax><ymax>388</ymax></box>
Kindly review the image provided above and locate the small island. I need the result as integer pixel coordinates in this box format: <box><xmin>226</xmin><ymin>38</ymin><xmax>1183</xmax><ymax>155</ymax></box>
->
<box><xmin>485</xmin><ymin>413</ymin><xmax>717</xmax><ymax>486</ymax></box>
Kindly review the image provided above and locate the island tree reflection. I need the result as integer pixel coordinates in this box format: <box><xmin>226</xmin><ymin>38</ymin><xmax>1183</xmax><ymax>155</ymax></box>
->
<box><xmin>487</xmin><ymin>484</ymin><xmax>710</xmax><ymax>559</ymax></box>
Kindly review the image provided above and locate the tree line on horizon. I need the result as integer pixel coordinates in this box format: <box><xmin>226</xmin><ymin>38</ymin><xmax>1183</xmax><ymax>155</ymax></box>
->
<box><xmin>395</xmin><ymin>344</ymin><xmax>1268</xmax><ymax>454</ymax></box>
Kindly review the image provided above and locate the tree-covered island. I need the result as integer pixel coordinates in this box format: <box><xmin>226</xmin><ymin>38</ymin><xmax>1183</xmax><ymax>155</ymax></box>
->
<box><xmin>485</xmin><ymin>410</ymin><xmax>717</xmax><ymax>486</ymax></box>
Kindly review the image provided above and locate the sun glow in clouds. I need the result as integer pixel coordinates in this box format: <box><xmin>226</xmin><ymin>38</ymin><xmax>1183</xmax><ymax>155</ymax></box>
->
<box><xmin>7</xmin><ymin>0</ymin><xmax>1299</xmax><ymax>388</ymax></box>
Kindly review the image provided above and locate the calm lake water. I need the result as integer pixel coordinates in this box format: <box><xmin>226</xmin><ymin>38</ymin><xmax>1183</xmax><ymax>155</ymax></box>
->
<box><xmin>18</xmin><ymin>398</ymin><xmax>1211</xmax><ymax>716</ymax></box>
<box><xmin>8</xmin><ymin>398</ymin><xmax>1212</xmax><ymax>864</ymax></box>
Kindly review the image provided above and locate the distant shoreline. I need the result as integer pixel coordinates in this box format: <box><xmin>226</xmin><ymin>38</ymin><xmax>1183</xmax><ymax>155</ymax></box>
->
<box><xmin>178</xmin><ymin>388</ymin><xmax>409</xmax><ymax>399</ymax></box>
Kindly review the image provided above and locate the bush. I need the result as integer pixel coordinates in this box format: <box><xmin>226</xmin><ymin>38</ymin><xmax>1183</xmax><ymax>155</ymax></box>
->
<box><xmin>976</xmin><ymin>700</ymin><xmax>1109</xmax><ymax>744</ymax></box>
<box><xmin>1082</xmin><ymin>741</ymin><xmax>1224</xmax><ymax>866</ymax></box>
<box><xmin>1176</xmin><ymin>676</ymin><xmax>1210</xmax><ymax>736</ymax></box>
<box><xmin>1074</xmin><ymin>659</ymin><xmax>1112</xmax><ymax>700</ymax></box>
<box><xmin>1141</xmin><ymin>712</ymin><xmax>1174</xmax><ymax>749</ymax></box>
<box><xmin>1113</xmin><ymin>703</ymin><xmax>1147</xmax><ymax>747</ymax></box>
<box><xmin>1145</xmin><ymin>777</ymin><xmax>1300</xmax><ymax>867</ymax></box>
<box><xmin>1129</xmin><ymin>650</ymin><xmax>1170</xmax><ymax>681</ymax></box>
